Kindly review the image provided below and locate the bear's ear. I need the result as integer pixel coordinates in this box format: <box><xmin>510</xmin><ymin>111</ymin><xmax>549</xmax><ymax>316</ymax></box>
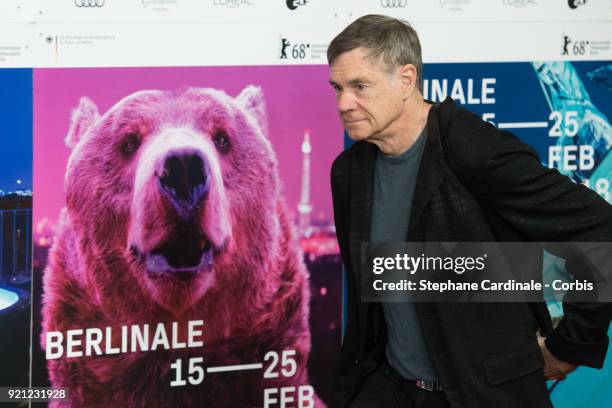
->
<box><xmin>237</xmin><ymin>85</ymin><xmax>267</xmax><ymax>133</ymax></box>
<box><xmin>65</xmin><ymin>97</ymin><xmax>100</xmax><ymax>149</ymax></box>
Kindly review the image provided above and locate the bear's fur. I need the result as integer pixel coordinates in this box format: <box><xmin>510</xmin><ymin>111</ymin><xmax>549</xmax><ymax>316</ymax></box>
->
<box><xmin>42</xmin><ymin>86</ymin><xmax>321</xmax><ymax>407</ymax></box>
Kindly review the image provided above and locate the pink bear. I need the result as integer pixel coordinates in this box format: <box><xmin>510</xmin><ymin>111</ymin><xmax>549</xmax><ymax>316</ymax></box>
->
<box><xmin>41</xmin><ymin>86</ymin><xmax>322</xmax><ymax>407</ymax></box>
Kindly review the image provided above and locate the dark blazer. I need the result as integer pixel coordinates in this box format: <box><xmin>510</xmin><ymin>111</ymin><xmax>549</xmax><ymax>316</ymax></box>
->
<box><xmin>330</xmin><ymin>97</ymin><xmax>612</xmax><ymax>408</ymax></box>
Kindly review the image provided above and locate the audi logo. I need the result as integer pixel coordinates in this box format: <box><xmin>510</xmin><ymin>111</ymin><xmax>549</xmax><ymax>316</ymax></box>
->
<box><xmin>75</xmin><ymin>0</ymin><xmax>105</xmax><ymax>7</ymax></box>
<box><xmin>381</xmin><ymin>0</ymin><xmax>408</xmax><ymax>7</ymax></box>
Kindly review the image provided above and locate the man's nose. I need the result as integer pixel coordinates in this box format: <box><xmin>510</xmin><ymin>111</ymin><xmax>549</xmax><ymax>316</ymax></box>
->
<box><xmin>337</xmin><ymin>91</ymin><xmax>356</xmax><ymax>113</ymax></box>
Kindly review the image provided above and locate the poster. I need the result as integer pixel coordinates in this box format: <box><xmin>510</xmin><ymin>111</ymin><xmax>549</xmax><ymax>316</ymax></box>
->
<box><xmin>32</xmin><ymin>65</ymin><xmax>343</xmax><ymax>407</ymax></box>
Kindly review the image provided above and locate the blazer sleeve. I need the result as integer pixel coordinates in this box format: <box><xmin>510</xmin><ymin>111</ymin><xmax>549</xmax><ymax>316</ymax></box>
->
<box><xmin>472</xmin><ymin>124</ymin><xmax>612</xmax><ymax>368</ymax></box>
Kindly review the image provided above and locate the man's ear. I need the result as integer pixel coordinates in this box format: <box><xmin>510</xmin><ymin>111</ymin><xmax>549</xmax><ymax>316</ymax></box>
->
<box><xmin>398</xmin><ymin>64</ymin><xmax>418</xmax><ymax>98</ymax></box>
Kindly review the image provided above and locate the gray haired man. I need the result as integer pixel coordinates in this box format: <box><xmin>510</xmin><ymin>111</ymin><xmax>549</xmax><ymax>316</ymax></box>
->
<box><xmin>328</xmin><ymin>14</ymin><xmax>612</xmax><ymax>408</ymax></box>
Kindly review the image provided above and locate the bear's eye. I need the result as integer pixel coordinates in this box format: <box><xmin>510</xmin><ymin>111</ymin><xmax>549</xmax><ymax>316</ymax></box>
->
<box><xmin>121</xmin><ymin>133</ymin><xmax>141</xmax><ymax>156</ymax></box>
<box><xmin>213</xmin><ymin>131</ymin><xmax>230</xmax><ymax>153</ymax></box>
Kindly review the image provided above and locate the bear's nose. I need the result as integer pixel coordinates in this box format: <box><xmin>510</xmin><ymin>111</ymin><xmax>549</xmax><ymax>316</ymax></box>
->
<box><xmin>158</xmin><ymin>152</ymin><xmax>209</xmax><ymax>216</ymax></box>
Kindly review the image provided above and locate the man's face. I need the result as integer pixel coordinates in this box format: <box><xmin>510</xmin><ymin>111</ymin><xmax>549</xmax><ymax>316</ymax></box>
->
<box><xmin>329</xmin><ymin>47</ymin><xmax>404</xmax><ymax>142</ymax></box>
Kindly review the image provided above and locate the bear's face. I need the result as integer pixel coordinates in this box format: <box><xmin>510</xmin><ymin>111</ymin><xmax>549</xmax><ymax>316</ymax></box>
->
<box><xmin>64</xmin><ymin>86</ymin><xmax>281</xmax><ymax>314</ymax></box>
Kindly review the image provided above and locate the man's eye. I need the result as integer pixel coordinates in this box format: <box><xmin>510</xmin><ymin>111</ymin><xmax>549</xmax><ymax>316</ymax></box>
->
<box><xmin>356</xmin><ymin>84</ymin><xmax>367</xmax><ymax>91</ymax></box>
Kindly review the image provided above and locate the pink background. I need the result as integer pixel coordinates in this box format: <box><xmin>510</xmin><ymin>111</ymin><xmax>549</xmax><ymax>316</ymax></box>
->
<box><xmin>34</xmin><ymin>66</ymin><xmax>343</xmax><ymax>227</ymax></box>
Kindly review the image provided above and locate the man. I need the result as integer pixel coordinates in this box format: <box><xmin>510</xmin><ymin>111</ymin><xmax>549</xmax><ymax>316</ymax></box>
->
<box><xmin>328</xmin><ymin>15</ymin><xmax>612</xmax><ymax>408</ymax></box>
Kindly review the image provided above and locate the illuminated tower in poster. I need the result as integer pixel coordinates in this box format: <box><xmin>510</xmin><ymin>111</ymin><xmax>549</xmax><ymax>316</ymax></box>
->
<box><xmin>297</xmin><ymin>130</ymin><xmax>312</xmax><ymax>235</ymax></box>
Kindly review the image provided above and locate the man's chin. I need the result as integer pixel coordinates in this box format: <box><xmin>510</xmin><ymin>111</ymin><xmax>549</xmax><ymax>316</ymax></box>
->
<box><xmin>345</xmin><ymin>129</ymin><xmax>371</xmax><ymax>142</ymax></box>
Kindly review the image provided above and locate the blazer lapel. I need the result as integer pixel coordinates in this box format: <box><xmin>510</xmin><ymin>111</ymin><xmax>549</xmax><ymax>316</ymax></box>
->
<box><xmin>408</xmin><ymin>104</ymin><xmax>447</xmax><ymax>239</ymax></box>
<box><xmin>348</xmin><ymin>141</ymin><xmax>376</xmax><ymax>284</ymax></box>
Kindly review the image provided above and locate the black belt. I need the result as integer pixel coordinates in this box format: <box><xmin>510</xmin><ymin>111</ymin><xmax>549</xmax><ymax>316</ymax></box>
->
<box><xmin>382</xmin><ymin>361</ymin><xmax>444</xmax><ymax>392</ymax></box>
<box><xmin>414</xmin><ymin>379</ymin><xmax>444</xmax><ymax>392</ymax></box>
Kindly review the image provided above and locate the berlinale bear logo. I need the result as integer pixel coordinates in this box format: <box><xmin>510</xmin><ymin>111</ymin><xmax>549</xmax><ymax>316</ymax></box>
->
<box><xmin>568</xmin><ymin>0</ymin><xmax>587</xmax><ymax>9</ymax></box>
<box><xmin>286</xmin><ymin>0</ymin><xmax>308</xmax><ymax>10</ymax></box>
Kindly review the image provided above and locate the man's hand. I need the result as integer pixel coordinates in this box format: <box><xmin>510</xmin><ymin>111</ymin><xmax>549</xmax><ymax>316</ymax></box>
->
<box><xmin>537</xmin><ymin>332</ymin><xmax>577</xmax><ymax>380</ymax></box>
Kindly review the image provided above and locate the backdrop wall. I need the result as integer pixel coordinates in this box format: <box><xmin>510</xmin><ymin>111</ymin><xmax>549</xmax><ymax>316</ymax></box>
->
<box><xmin>0</xmin><ymin>1</ymin><xmax>610</xmax><ymax>407</ymax></box>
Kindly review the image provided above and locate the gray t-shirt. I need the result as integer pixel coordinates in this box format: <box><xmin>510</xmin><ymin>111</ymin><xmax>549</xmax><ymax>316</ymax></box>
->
<box><xmin>370</xmin><ymin>127</ymin><xmax>438</xmax><ymax>381</ymax></box>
